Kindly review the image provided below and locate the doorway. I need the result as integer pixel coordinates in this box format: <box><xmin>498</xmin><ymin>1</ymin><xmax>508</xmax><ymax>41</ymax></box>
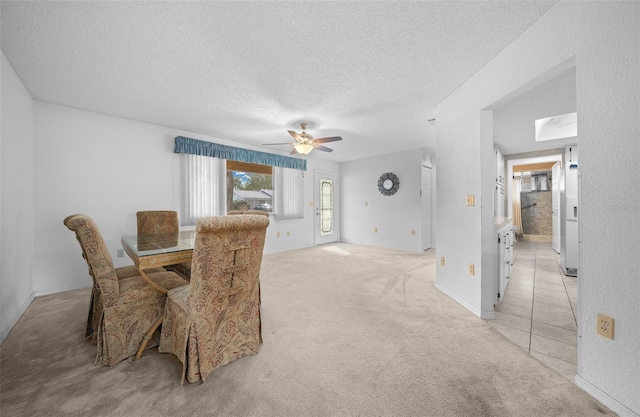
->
<box><xmin>314</xmin><ymin>171</ymin><xmax>339</xmax><ymax>245</ymax></box>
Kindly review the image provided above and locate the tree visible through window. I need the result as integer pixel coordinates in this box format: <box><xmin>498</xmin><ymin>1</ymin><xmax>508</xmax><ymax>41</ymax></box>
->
<box><xmin>227</xmin><ymin>160</ymin><xmax>273</xmax><ymax>212</ymax></box>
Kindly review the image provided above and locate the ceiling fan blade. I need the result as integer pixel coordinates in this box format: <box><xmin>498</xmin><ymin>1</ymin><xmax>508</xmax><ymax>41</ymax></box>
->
<box><xmin>263</xmin><ymin>142</ymin><xmax>295</xmax><ymax>146</ymax></box>
<box><xmin>288</xmin><ymin>130</ymin><xmax>303</xmax><ymax>142</ymax></box>
<box><xmin>313</xmin><ymin>136</ymin><xmax>342</xmax><ymax>143</ymax></box>
<box><xmin>312</xmin><ymin>144</ymin><xmax>334</xmax><ymax>152</ymax></box>
<box><xmin>289</xmin><ymin>148</ymin><xmax>299</xmax><ymax>155</ymax></box>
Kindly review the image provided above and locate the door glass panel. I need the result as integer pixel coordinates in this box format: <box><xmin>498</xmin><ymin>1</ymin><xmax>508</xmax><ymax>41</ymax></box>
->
<box><xmin>320</xmin><ymin>179</ymin><xmax>333</xmax><ymax>236</ymax></box>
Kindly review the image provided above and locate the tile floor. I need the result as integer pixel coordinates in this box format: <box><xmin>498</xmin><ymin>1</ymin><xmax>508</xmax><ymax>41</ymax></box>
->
<box><xmin>489</xmin><ymin>239</ymin><xmax>578</xmax><ymax>381</ymax></box>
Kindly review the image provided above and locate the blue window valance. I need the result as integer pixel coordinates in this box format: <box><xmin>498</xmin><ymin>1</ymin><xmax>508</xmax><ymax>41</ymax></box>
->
<box><xmin>174</xmin><ymin>136</ymin><xmax>307</xmax><ymax>171</ymax></box>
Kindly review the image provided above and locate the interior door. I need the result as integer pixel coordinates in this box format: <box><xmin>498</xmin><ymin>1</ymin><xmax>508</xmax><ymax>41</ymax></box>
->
<box><xmin>314</xmin><ymin>171</ymin><xmax>339</xmax><ymax>245</ymax></box>
<box><xmin>421</xmin><ymin>165</ymin><xmax>432</xmax><ymax>250</ymax></box>
<box><xmin>552</xmin><ymin>162</ymin><xmax>560</xmax><ymax>253</ymax></box>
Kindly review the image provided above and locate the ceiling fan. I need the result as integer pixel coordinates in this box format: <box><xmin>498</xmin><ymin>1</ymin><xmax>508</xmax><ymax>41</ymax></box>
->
<box><xmin>263</xmin><ymin>123</ymin><xmax>342</xmax><ymax>155</ymax></box>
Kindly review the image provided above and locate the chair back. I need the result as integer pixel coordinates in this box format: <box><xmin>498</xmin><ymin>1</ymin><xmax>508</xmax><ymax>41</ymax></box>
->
<box><xmin>136</xmin><ymin>210</ymin><xmax>179</xmax><ymax>236</ymax></box>
<box><xmin>64</xmin><ymin>214</ymin><xmax>119</xmax><ymax>306</ymax></box>
<box><xmin>189</xmin><ymin>215</ymin><xmax>269</xmax><ymax>315</ymax></box>
<box><xmin>244</xmin><ymin>210</ymin><xmax>270</xmax><ymax>216</ymax></box>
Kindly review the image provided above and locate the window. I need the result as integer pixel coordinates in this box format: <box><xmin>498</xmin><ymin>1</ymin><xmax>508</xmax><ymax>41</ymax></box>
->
<box><xmin>227</xmin><ymin>160</ymin><xmax>273</xmax><ymax>212</ymax></box>
<box><xmin>273</xmin><ymin>166</ymin><xmax>304</xmax><ymax>220</ymax></box>
<box><xmin>180</xmin><ymin>153</ymin><xmax>304</xmax><ymax>226</ymax></box>
<box><xmin>179</xmin><ymin>154</ymin><xmax>227</xmax><ymax>227</ymax></box>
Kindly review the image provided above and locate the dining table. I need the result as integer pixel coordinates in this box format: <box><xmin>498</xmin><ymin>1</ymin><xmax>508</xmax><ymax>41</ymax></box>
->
<box><xmin>120</xmin><ymin>229</ymin><xmax>196</xmax><ymax>358</ymax></box>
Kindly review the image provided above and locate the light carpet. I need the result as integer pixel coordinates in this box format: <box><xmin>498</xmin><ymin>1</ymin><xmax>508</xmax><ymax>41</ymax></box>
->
<box><xmin>0</xmin><ymin>243</ymin><xmax>614</xmax><ymax>416</ymax></box>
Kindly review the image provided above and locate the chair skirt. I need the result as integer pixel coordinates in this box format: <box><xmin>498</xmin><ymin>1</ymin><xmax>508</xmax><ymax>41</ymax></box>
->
<box><xmin>86</xmin><ymin>266</ymin><xmax>165</xmax><ymax>343</ymax></box>
<box><xmin>96</xmin><ymin>271</ymin><xmax>187</xmax><ymax>366</ymax></box>
<box><xmin>159</xmin><ymin>286</ymin><xmax>262</xmax><ymax>384</ymax></box>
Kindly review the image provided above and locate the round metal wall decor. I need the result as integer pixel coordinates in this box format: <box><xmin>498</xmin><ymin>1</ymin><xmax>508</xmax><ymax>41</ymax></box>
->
<box><xmin>377</xmin><ymin>172</ymin><xmax>399</xmax><ymax>196</ymax></box>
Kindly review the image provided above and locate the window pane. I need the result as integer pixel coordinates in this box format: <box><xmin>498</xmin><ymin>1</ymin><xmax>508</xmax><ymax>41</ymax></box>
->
<box><xmin>320</xmin><ymin>179</ymin><xmax>333</xmax><ymax>235</ymax></box>
<box><xmin>227</xmin><ymin>161</ymin><xmax>272</xmax><ymax>212</ymax></box>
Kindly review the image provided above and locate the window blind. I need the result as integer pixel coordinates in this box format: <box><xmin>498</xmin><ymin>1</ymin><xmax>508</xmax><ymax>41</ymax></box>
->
<box><xmin>180</xmin><ymin>154</ymin><xmax>227</xmax><ymax>227</ymax></box>
<box><xmin>274</xmin><ymin>167</ymin><xmax>304</xmax><ymax>220</ymax></box>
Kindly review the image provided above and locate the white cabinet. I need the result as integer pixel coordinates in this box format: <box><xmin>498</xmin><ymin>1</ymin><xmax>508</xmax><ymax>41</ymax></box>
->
<box><xmin>495</xmin><ymin>146</ymin><xmax>505</xmax><ymax>185</ymax></box>
<box><xmin>496</xmin><ymin>221</ymin><xmax>513</xmax><ymax>302</ymax></box>
<box><xmin>494</xmin><ymin>146</ymin><xmax>505</xmax><ymax>218</ymax></box>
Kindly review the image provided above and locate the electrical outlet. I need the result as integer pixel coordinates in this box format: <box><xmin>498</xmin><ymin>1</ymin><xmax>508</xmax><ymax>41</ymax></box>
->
<box><xmin>286</xmin><ymin>231</ymin><xmax>290</xmax><ymax>237</ymax></box>
<box><xmin>466</xmin><ymin>194</ymin><xmax>475</xmax><ymax>206</ymax></box>
<box><xmin>468</xmin><ymin>263</ymin><xmax>475</xmax><ymax>275</ymax></box>
<box><xmin>597</xmin><ymin>313</ymin><xmax>614</xmax><ymax>340</ymax></box>
<box><xmin>309</xmin><ymin>202</ymin><xmax>314</xmax><ymax>207</ymax></box>
<box><xmin>365</xmin><ymin>201</ymin><xmax>368</xmax><ymax>206</ymax></box>
<box><xmin>411</xmin><ymin>229</ymin><xmax>415</xmax><ymax>235</ymax></box>
<box><xmin>374</xmin><ymin>227</ymin><xmax>378</xmax><ymax>233</ymax></box>
<box><xmin>277</xmin><ymin>232</ymin><xmax>281</xmax><ymax>238</ymax></box>
<box><xmin>117</xmin><ymin>249</ymin><xmax>124</xmax><ymax>258</ymax></box>
<box><xmin>440</xmin><ymin>256</ymin><xmax>445</xmax><ymax>266</ymax></box>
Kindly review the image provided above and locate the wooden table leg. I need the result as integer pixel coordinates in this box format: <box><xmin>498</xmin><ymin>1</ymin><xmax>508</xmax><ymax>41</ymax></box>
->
<box><xmin>135</xmin><ymin>316</ymin><xmax>163</xmax><ymax>360</ymax></box>
<box><xmin>134</xmin><ymin>268</ymin><xmax>168</xmax><ymax>360</ymax></box>
<box><xmin>138</xmin><ymin>268</ymin><xmax>168</xmax><ymax>294</ymax></box>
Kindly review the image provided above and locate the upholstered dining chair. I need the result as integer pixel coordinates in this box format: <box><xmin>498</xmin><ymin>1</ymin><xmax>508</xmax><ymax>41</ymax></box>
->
<box><xmin>244</xmin><ymin>210</ymin><xmax>270</xmax><ymax>216</ymax></box>
<box><xmin>64</xmin><ymin>214</ymin><xmax>188</xmax><ymax>366</ymax></box>
<box><xmin>136</xmin><ymin>210</ymin><xmax>191</xmax><ymax>278</ymax></box>
<box><xmin>63</xmin><ymin>214</ymin><xmax>166</xmax><ymax>342</ymax></box>
<box><xmin>159</xmin><ymin>215</ymin><xmax>270</xmax><ymax>384</ymax></box>
<box><xmin>136</xmin><ymin>210</ymin><xmax>179</xmax><ymax>237</ymax></box>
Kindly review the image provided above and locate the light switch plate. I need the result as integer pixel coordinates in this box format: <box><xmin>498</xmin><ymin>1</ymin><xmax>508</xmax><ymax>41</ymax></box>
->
<box><xmin>466</xmin><ymin>194</ymin><xmax>475</xmax><ymax>206</ymax></box>
<box><xmin>468</xmin><ymin>263</ymin><xmax>475</xmax><ymax>275</ymax></box>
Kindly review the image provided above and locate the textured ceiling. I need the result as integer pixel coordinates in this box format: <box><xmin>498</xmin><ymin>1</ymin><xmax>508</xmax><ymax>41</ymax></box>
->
<box><xmin>1</xmin><ymin>1</ymin><xmax>558</xmax><ymax>162</ymax></box>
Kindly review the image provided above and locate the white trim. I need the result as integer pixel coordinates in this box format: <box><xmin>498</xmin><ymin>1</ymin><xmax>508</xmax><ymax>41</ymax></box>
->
<box><xmin>434</xmin><ymin>283</ymin><xmax>495</xmax><ymax>319</ymax></box>
<box><xmin>34</xmin><ymin>282</ymin><xmax>92</xmax><ymax>298</ymax></box>
<box><xmin>0</xmin><ymin>292</ymin><xmax>36</xmax><ymax>344</ymax></box>
<box><xmin>0</xmin><ymin>283</ymin><xmax>92</xmax><ymax>345</ymax></box>
<box><xmin>575</xmin><ymin>376</ymin><xmax>639</xmax><ymax>417</ymax></box>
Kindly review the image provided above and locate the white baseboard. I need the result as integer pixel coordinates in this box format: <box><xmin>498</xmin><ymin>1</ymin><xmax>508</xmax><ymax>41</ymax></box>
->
<box><xmin>435</xmin><ymin>283</ymin><xmax>483</xmax><ymax>318</ymax></box>
<box><xmin>0</xmin><ymin>283</ymin><xmax>91</xmax><ymax>345</ymax></box>
<box><xmin>0</xmin><ymin>291</ymin><xmax>36</xmax><ymax>345</ymax></box>
<box><xmin>575</xmin><ymin>375</ymin><xmax>639</xmax><ymax>417</ymax></box>
<box><xmin>34</xmin><ymin>282</ymin><xmax>91</xmax><ymax>298</ymax></box>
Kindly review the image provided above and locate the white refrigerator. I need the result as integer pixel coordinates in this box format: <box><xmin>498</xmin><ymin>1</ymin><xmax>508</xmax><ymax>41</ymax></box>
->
<box><xmin>560</xmin><ymin>145</ymin><xmax>578</xmax><ymax>276</ymax></box>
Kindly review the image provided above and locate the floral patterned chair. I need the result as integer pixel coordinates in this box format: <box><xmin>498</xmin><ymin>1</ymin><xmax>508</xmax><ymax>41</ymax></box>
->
<box><xmin>159</xmin><ymin>215</ymin><xmax>270</xmax><ymax>384</ymax></box>
<box><xmin>64</xmin><ymin>214</ymin><xmax>188</xmax><ymax>366</ymax></box>
<box><xmin>63</xmin><ymin>214</ymin><xmax>165</xmax><ymax>343</ymax></box>
<box><xmin>137</xmin><ymin>210</ymin><xmax>191</xmax><ymax>278</ymax></box>
<box><xmin>136</xmin><ymin>210</ymin><xmax>179</xmax><ymax>237</ymax></box>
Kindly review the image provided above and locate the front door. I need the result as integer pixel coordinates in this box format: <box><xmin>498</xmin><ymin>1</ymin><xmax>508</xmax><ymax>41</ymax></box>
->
<box><xmin>314</xmin><ymin>171</ymin><xmax>339</xmax><ymax>245</ymax></box>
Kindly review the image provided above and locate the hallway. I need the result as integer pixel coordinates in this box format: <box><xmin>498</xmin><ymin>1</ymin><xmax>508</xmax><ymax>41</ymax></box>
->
<box><xmin>489</xmin><ymin>240</ymin><xmax>578</xmax><ymax>381</ymax></box>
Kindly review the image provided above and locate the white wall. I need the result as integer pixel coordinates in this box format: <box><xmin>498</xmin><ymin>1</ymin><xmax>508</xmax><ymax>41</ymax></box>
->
<box><xmin>33</xmin><ymin>101</ymin><xmax>340</xmax><ymax>292</ymax></box>
<box><xmin>435</xmin><ymin>2</ymin><xmax>640</xmax><ymax>415</ymax></box>
<box><xmin>492</xmin><ymin>66</ymin><xmax>577</xmax><ymax>155</ymax></box>
<box><xmin>1</xmin><ymin>51</ymin><xmax>35</xmax><ymax>342</ymax></box>
<box><xmin>0</xmin><ymin>87</ymin><xmax>339</xmax><ymax>341</ymax></box>
<box><xmin>341</xmin><ymin>149</ymin><xmax>430</xmax><ymax>252</ymax></box>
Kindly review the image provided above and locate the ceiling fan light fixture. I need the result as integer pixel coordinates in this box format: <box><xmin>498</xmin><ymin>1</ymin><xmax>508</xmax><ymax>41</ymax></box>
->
<box><xmin>294</xmin><ymin>143</ymin><xmax>314</xmax><ymax>155</ymax></box>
